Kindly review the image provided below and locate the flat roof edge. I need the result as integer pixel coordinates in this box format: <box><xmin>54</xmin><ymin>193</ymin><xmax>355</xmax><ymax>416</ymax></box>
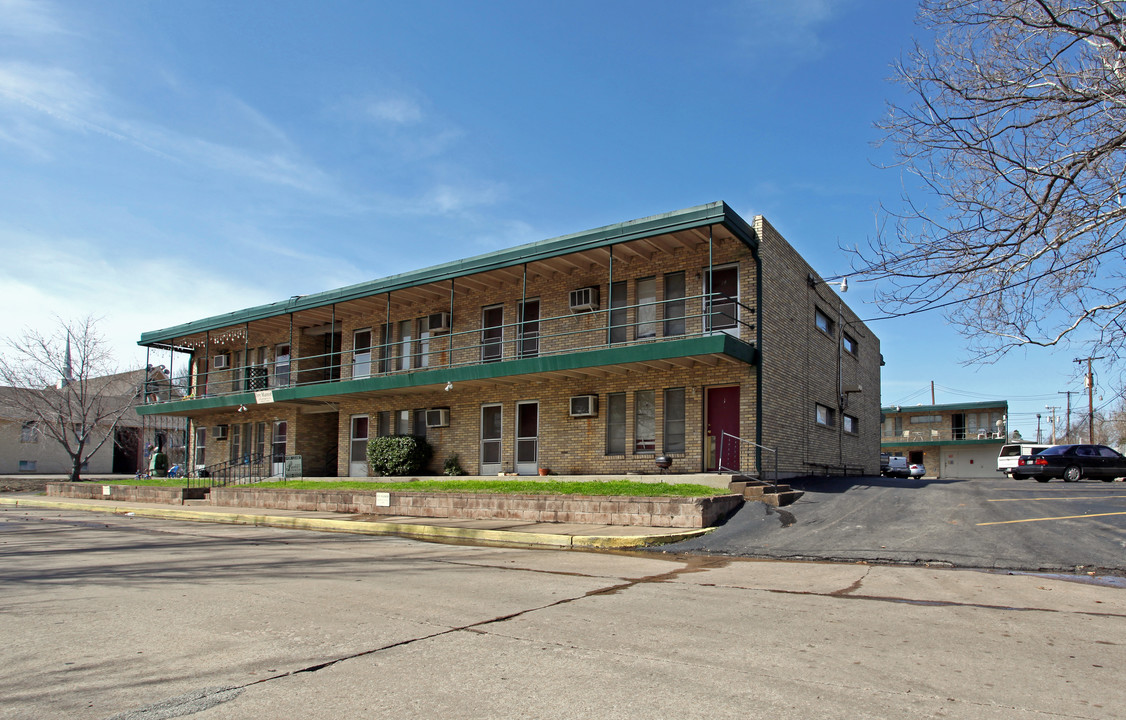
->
<box><xmin>140</xmin><ymin>202</ymin><xmax>756</xmax><ymax>346</ymax></box>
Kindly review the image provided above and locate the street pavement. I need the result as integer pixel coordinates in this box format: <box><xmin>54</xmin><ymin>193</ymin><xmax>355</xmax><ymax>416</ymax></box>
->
<box><xmin>1</xmin><ymin>504</ymin><xmax>1124</xmax><ymax>719</ymax></box>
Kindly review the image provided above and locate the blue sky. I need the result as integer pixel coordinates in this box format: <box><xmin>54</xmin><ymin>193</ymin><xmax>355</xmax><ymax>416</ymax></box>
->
<box><xmin>0</xmin><ymin>0</ymin><xmax>1107</xmax><ymax>439</ymax></box>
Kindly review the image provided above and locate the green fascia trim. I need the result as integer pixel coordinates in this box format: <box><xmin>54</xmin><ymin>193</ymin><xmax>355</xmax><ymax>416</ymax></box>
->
<box><xmin>140</xmin><ymin>202</ymin><xmax>757</xmax><ymax>346</ymax></box>
<box><xmin>881</xmin><ymin>400</ymin><xmax>1009</xmax><ymax>414</ymax></box>
<box><xmin>137</xmin><ymin>335</ymin><xmax>756</xmax><ymax>416</ymax></box>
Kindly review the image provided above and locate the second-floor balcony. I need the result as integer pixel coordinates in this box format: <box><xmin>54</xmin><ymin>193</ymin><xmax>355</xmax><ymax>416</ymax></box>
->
<box><xmin>140</xmin><ymin>291</ymin><xmax>757</xmax><ymax>417</ymax></box>
<box><xmin>883</xmin><ymin>428</ymin><xmax>1006</xmax><ymax>444</ymax></box>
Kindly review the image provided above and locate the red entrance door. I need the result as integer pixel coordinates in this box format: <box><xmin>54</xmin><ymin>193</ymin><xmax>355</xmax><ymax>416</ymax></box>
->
<box><xmin>706</xmin><ymin>386</ymin><xmax>740</xmax><ymax>471</ymax></box>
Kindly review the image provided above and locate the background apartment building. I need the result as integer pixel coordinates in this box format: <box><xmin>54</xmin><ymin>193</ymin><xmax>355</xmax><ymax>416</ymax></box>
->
<box><xmin>138</xmin><ymin>202</ymin><xmax>881</xmax><ymax>480</ymax></box>
<box><xmin>881</xmin><ymin>400</ymin><xmax>1009</xmax><ymax>478</ymax></box>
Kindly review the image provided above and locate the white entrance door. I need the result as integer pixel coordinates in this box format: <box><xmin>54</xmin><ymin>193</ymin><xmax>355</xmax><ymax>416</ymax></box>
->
<box><xmin>274</xmin><ymin>343</ymin><xmax>291</xmax><ymax>386</ymax></box>
<box><xmin>271</xmin><ymin>420</ymin><xmax>287</xmax><ymax>476</ymax></box>
<box><xmin>480</xmin><ymin>404</ymin><xmax>502</xmax><ymax>475</ymax></box>
<box><xmin>353</xmin><ymin>329</ymin><xmax>372</xmax><ymax>379</ymax></box>
<box><xmin>349</xmin><ymin>414</ymin><xmax>369</xmax><ymax>477</ymax></box>
<box><xmin>515</xmin><ymin>401</ymin><xmax>539</xmax><ymax>475</ymax></box>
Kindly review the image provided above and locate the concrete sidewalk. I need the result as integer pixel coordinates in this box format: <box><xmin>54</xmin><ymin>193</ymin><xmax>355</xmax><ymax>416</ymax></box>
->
<box><xmin>0</xmin><ymin>494</ymin><xmax>712</xmax><ymax>549</ymax></box>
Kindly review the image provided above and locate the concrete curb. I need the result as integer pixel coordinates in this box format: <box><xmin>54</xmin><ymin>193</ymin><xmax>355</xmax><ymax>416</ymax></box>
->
<box><xmin>0</xmin><ymin>497</ymin><xmax>711</xmax><ymax>550</ymax></box>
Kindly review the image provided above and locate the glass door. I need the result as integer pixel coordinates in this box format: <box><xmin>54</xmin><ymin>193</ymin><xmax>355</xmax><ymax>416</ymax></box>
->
<box><xmin>515</xmin><ymin>401</ymin><xmax>539</xmax><ymax>475</ymax></box>
<box><xmin>274</xmin><ymin>343</ymin><xmax>291</xmax><ymax>387</ymax></box>
<box><xmin>480</xmin><ymin>404</ymin><xmax>503</xmax><ymax>475</ymax></box>
<box><xmin>704</xmin><ymin>265</ymin><xmax>739</xmax><ymax>335</ymax></box>
<box><xmin>271</xmin><ymin>420</ymin><xmax>287</xmax><ymax>476</ymax></box>
<box><xmin>481</xmin><ymin>305</ymin><xmax>503</xmax><ymax>362</ymax></box>
<box><xmin>519</xmin><ymin>300</ymin><xmax>539</xmax><ymax>358</ymax></box>
<box><xmin>349</xmin><ymin>415</ymin><xmax>369</xmax><ymax>477</ymax></box>
<box><xmin>353</xmin><ymin>329</ymin><xmax>372</xmax><ymax>379</ymax></box>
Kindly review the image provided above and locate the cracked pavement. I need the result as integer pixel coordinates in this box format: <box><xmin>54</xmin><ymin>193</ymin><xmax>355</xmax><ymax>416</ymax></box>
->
<box><xmin>2</xmin><ymin>506</ymin><xmax>1124</xmax><ymax>719</ymax></box>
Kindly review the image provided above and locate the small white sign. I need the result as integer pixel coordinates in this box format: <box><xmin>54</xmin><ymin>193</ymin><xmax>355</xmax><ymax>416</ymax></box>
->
<box><xmin>375</xmin><ymin>492</ymin><xmax>390</xmax><ymax>507</ymax></box>
<box><xmin>254</xmin><ymin>390</ymin><xmax>275</xmax><ymax>404</ymax></box>
<box><xmin>102</xmin><ymin>486</ymin><xmax>111</xmax><ymax>496</ymax></box>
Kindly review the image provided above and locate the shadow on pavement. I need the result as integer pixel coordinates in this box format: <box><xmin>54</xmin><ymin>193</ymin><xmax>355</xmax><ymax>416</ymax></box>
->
<box><xmin>784</xmin><ymin>475</ymin><xmax>967</xmax><ymax>494</ymax></box>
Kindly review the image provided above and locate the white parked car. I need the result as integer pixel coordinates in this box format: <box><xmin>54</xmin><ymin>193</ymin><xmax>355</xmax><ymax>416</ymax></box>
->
<box><xmin>907</xmin><ymin>462</ymin><xmax>925</xmax><ymax>478</ymax></box>
<box><xmin>997</xmin><ymin>443</ymin><xmax>1050</xmax><ymax>479</ymax></box>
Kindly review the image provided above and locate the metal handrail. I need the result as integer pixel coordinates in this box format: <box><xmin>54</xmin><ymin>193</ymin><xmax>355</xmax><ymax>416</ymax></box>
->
<box><xmin>146</xmin><ymin>290</ymin><xmax>758</xmax><ymax>404</ymax></box>
<box><xmin>187</xmin><ymin>452</ymin><xmax>270</xmax><ymax>489</ymax></box>
<box><xmin>717</xmin><ymin>431</ymin><xmax>778</xmax><ymax>488</ymax></box>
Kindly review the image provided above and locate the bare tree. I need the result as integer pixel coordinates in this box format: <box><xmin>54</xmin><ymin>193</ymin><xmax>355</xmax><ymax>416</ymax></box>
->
<box><xmin>0</xmin><ymin>317</ymin><xmax>137</xmax><ymax>481</ymax></box>
<box><xmin>859</xmin><ymin>1</ymin><xmax>1126</xmax><ymax>363</ymax></box>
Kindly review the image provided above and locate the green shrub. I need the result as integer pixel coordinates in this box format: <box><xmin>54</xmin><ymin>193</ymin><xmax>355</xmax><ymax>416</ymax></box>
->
<box><xmin>366</xmin><ymin>435</ymin><xmax>433</xmax><ymax>476</ymax></box>
<box><xmin>443</xmin><ymin>453</ymin><xmax>466</xmax><ymax>476</ymax></box>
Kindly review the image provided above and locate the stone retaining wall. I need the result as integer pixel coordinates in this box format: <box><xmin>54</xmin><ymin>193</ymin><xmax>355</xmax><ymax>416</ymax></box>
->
<box><xmin>45</xmin><ymin>483</ymin><xmax>743</xmax><ymax>528</ymax></box>
<box><xmin>47</xmin><ymin>483</ymin><xmax>189</xmax><ymax>503</ymax></box>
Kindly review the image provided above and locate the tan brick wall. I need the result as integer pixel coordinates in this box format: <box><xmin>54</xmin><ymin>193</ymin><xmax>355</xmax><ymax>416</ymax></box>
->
<box><xmin>754</xmin><ymin>216</ymin><xmax>881</xmax><ymax>475</ymax></box>
<box><xmin>175</xmin><ymin>217</ymin><xmax>881</xmax><ymax>480</ymax></box>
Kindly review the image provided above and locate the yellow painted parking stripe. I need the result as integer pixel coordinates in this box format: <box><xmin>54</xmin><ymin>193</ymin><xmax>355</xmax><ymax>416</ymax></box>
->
<box><xmin>988</xmin><ymin>494</ymin><xmax>1126</xmax><ymax>502</ymax></box>
<box><xmin>978</xmin><ymin>511</ymin><xmax>1126</xmax><ymax>526</ymax></box>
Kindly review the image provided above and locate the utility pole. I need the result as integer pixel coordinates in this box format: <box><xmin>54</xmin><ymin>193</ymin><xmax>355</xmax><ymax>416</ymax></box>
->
<box><xmin>1074</xmin><ymin>356</ymin><xmax>1105</xmax><ymax>443</ymax></box>
<box><xmin>1045</xmin><ymin>405</ymin><xmax>1059</xmax><ymax>444</ymax></box>
<box><xmin>1057</xmin><ymin>390</ymin><xmax>1077</xmax><ymax>443</ymax></box>
<box><xmin>1036</xmin><ymin>413</ymin><xmax>1042</xmax><ymax>444</ymax></box>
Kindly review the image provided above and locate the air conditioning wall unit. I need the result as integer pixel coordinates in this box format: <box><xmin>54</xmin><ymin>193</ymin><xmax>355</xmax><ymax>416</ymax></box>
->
<box><xmin>425</xmin><ymin>408</ymin><xmax>450</xmax><ymax>428</ymax></box>
<box><xmin>212</xmin><ymin>424</ymin><xmax>229</xmax><ymax>439</ymax></box>
<box><xmin>212</xmin><ymin>354</ymin><xmax>230</xmax><ymax>369</ymax></box>
<box><xmin>427</xmin><ymin>312</ymin><xmax>451</xmax><ymax>333</ymax></box>
<box><xmin>569</xmin><ymin>287</ymin><xmax>599</xmax><ymax>313</ymax></box>
<box><xmin>569</xmin><ymin>395</ymin><xmax>598</xmax><ymax>418</ymax></box>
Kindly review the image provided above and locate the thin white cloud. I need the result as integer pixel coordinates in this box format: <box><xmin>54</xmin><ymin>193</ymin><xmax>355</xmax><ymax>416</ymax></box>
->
<box><xmin>366</xmin><ymin>97</ymin><xmax>423</xmax><ymax>125</ymax></box>
<box><xmin>368</xmin><ymin>181</ymin><xmax>508</xmax><ymax>218</ymax></box>
<box><xmin>0</xmin><ymin>228</ymin><xmax>276</xmax><ymax>366</ymax></box>
<box><xmin>0</xmin><ymin>0</ymin><xmax>68</xmax><ymax>40</ymax></box>
<box><xmin>724</xmin><ymin>0</ymin><xmax>851</xmax><ymax>59</ymax></box>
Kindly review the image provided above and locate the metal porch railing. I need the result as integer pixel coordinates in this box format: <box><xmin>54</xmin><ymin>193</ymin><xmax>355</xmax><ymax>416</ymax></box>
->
<box><xmin>717</xmin><ymin>431</ymin><xmax>778</xmax><ymax>488</ymax></box>
<box><xmin>187</xmin><ymin>452</ymin><xmax>270</xmax><ymax>489</ymax></box>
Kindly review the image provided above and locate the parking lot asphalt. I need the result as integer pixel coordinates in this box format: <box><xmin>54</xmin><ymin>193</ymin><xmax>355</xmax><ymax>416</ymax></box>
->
<box><xmin>653</xmin><ymin>475</ymin><xmax>1126</xmax><ymax>575</ymax></box>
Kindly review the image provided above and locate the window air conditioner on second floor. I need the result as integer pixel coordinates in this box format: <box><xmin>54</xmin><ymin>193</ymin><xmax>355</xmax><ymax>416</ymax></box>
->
<box><xmin>569</xmin><ymin>287</ymin><xmax>599</xmax><ymax>313</ymax></box>
<box><xmin>212</xmin><ymin>354</ymin><xmax>230</xmax><ymax>369</ymax></box>
<box><xmin>569</xmin><ymin>395</ymin><xmax>598</xmax><ymax>417</ymax></box>
<box><xmin>427</xmin><ymin>312</ymin><xmax>451</xmax><ymax>333</ymax></box>
<box><xmin>425</xmin><ymin>408</ymin><xmax>450</xmax><ymax>428</ymax></box>
<box><xmin>212</xmin><ymin>424</ymin><xmax>229</xmax><ymax>440</ymax></box>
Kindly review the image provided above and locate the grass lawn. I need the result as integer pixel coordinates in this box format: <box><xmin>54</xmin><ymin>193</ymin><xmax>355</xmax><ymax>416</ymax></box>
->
<box><xmin>94</xmin><ymin>477</ymin><xmax>725</xmax><ymax>497</ymax></box>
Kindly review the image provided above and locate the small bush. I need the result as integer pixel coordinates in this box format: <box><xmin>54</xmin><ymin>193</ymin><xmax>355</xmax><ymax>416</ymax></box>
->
<box><xmin>443</xmin><ymin>453</ymin><xmax>466</xmax><ymax>476</ymax></box>
<box><xmin>367</xmin><ymin>436</ymin><xmax>434</xmax><ymax>476</ymax></box>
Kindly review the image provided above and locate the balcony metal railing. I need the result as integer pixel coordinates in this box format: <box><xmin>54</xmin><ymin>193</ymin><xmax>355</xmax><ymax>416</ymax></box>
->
<box><xmin>146</xmin><ymin>291</ymin><xmax>756</xmax><ymax>404</ymax></box>
<box><xmin>883</xmin><ymin>429</ymin><xmax>1006</xmax><ymax>442</ymax></box>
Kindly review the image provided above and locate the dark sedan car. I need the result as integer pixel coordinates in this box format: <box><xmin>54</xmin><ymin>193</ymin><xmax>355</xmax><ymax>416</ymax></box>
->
<box><xmin>1016</xmin><ymin>444</ymin><xmax>1126</xmax><ymax>483</ymax></box>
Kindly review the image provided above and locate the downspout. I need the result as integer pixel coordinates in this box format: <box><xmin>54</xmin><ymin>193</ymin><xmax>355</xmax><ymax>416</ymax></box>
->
<box><xmin>754</xmin><ymin>237</ymin><xmax>764</xmax><ymax>479</ymax></box>
<box><xmin>521</xmin><ymin>263</ymin><xmax>528</xmax><ymax>356</ymax></box>
<box><xmin>606</xmin><ymin>246</ymin><xmax>614</xmax><ymax>345</ymax></box>
<box><xmin>243</xmin><ymin>323</ymin><xmax>249</xmax><ymax>394</ymax></box>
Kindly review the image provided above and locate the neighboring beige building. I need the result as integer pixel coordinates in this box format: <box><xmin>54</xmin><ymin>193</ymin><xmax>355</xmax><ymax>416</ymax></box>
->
<box><xmin>0</xmin><ymin>367</ymin><xmax>186</xmax><ymax>475</ymax></box>
<box><xmin>881</xmin><ymin>400</ymin><xmax>1009</xmax><ymax>479</ymax></box>
<box><xmin>138</xmin><ymin>202</ymin><xmax>881</xmax><ymax>480</ymax></box>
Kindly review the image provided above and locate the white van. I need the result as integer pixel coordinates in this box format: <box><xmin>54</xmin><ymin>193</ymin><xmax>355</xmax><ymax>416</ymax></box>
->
<box><xmin>997</xmin><ymin>444</ymin><xmax>1050</xmax><ymax>478</ymax></box>
<box><xmin>883</xmin><ymin>455</ymin><xmax>908</xmax><ymax>478</ymax></box>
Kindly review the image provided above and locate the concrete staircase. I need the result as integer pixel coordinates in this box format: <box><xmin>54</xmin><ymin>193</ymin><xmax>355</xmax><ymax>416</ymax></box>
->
<box><xmin>728</xmin><ymin>476</ymin><xmax>803</xmax><ymax>507</ymax></box>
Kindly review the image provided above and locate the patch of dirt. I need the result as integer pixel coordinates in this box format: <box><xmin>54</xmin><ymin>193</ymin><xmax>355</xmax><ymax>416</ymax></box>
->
<box><xmin>0</xmin><ymin>478</ymin><xmax>52</xmax><ymax>493</ymax></box>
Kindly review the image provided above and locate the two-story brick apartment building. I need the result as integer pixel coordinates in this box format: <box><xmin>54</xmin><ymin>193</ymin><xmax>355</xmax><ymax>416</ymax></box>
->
<box><xmin>137</xmin><ymin>202</ymin><xmax>881</xmax><ymax>480</ymax></box>
<box><xmin>881</xmin><ymin>400</ymin><xmax>1009</xmax><ymax>479</ymax></box>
